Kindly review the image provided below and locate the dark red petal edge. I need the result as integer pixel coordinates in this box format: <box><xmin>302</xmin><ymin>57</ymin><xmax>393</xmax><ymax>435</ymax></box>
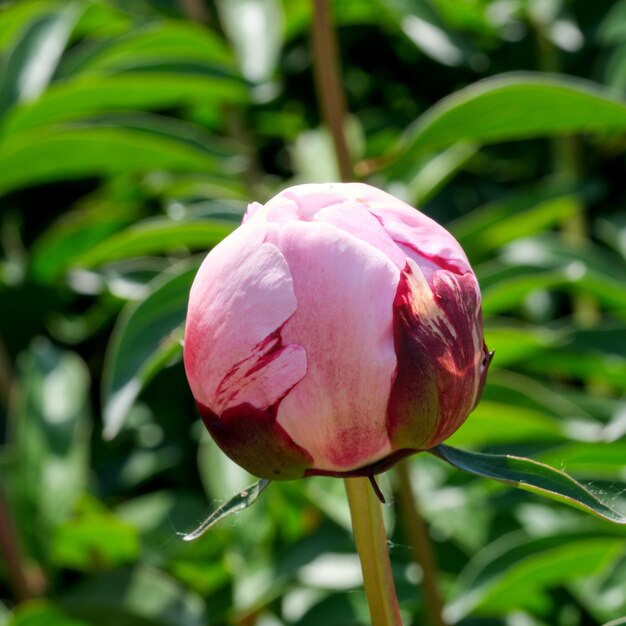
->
<box><xmin>385</xmin><ymin>265</ymin><xmax>441</xmax><ymax>450</ymax></box>
<box><xmin>197</xmin><ymin>401</ymin><xmax>314</xmax><ymax>480</ymax></box>
<box><xmin>386</xmin><ymin>262</ymin><xmax>491</xmax><ymax>451</ymax></box>
<box><xmin>304</xmin><ymin>448</ymin><xmax>419</xmax><ymax>478</ymax></box>
<box><xmin>425</xmin><ymin>270</ymin><xmax>489</xmax><ymax>446</ymax></box>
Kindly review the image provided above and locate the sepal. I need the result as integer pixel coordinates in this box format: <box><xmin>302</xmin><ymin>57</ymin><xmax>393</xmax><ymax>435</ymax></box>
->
<box><xmin>183</xmin><ymin>479</ymin><xmax>271</xmax><ymax>540</ymax></box>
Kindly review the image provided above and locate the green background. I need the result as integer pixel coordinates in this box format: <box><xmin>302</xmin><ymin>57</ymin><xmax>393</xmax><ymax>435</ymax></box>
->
<box><xmin>1</xmin><ymin>0</ymin><xmax>626</xmax><ymax>625</ymax></box>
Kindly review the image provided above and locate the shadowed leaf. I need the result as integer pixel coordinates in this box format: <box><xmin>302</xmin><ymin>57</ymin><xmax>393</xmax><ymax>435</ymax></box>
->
<box><xmin>432</xmin><ymin>444</ymin><xmax>626</xmax><ymax>524</ymax></box>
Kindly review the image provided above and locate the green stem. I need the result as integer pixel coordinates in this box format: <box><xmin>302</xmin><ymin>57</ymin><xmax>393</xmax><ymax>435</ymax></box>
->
<box><xmin>311</xmin><ymin>0</ymin><xmax>353</xmax><ymax>182</ymax></box>
<box><xmin>396</xmin><ymin>460</ymin><xmax>448</xmax><ymax>626</ymax></box>
<box><xmin>177</xmin><ymin>0</ymin><xmax>210</xmax><ymax>23</ymax></box>
<box><xmin>344</xmin><ymin>477</ymin><xmax>403</xmax><ymax>626</ymax></box>
<box><xmin>0</xmin><ymin>336</ymin><xmax>13</xmax><ymax>408</ymax></box>
<box><xmin>310</xmin><ymin>5</ymin><xmax>399</xmax><ymax>621</ymax></box>
<box><xmin>0</xmin><ymin>484</ymin><xmax>36</xmax><ymax>602</ymax></box>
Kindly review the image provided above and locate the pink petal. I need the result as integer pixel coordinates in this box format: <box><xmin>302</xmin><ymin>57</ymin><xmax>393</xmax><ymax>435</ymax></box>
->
<box><xmin>269</xmin><ymin>220</ymin><xmax>398</xmax><ymax>472</ymax></box>
<box><xmin>347</xmin><ymin>183</ymin><xmax>471</xmax><ymax>276</ymax></box>
<box><xmin>243</xmin><ymin>201</ymin><xmax>263</xmax><ymax>221</ymax></box>
<box><xmin>313</xmin><ymin>201</ymin><xmax>407</xmax><ymax>269</ymax></box>
<box><xmin>253</xmin><ymin>184</ymin><xmax>407</xmax><ymax>268</ymax></box>
<box><xmin>265</xmin><ymin>184</ymin><xmax>348</xmax><ymax>222</ymax></box>
<box><xmin>184</xmin><ymin>214</ymin><xmax>306</xmax><ymax>414</ymax></box>
<box><xmin>258</xmin><ymin>182</ymin><xmax>470</xmax><ymax>278</ymax></box>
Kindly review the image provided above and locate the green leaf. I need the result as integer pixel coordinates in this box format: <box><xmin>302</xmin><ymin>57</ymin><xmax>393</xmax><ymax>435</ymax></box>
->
<box><xmin>596</xmin><ymin>213</ymin><xmax>626</xmax><ymax>260</ymax></box>
<box><xmin>447</xmin><ymin>530</ymin><xmax>626</xmax><ymax>620</ymax></box>
<box><xmin>74</xmin><ymin>218</ymin><xmax>235</xmax><ymax>270</ymax></box>
<box><xmin>481</xmin><ymin>269</ymin><xmax>570</xmax><ymax>315</ymax></box>
<box><xmin>432</xmin><ymin>444</ymin><xmax>626</xmax><ymax>524</ymax></box>
<box><xmin>598</xmin><ymin>0</ymin><xmax>626</xmax><ymax>44</ymax></box>
<box><xmin>538</xmin><ymin>443</ymin><xmax>626</xmax><ymax>476</ymax></box>
<box><xmin>387</xmin><ymin>74</ymin><xmax>626</xmax><ymax>172</ymax></box>
<box><xmin>7</xmin><ymin>338</ymin><xmax>91</xmax><ymax>560</ymax></box>
<box><xmin>447</xmin><ymin>401</ymin><xmax>565</xmax><ymax>446</ymax></box>
<box><xmin>8</xmin><ymin>602</ymin><xmax>91</xmax><ymax>626</ymax></box>
<box><xmin>183</xmin><ymin>480</ymin><xmax>271</xmax><ymax>541</ymax></box>
<box><xmin>215</xmin><ymin>0</ymin><xmax>284</xmax><ymax>85</ymax></box>
<box><xmin>0</xmin><ymin>120</ymin><xmax>239</xmax><ymax>196</ymax></box>
<box><xmin>102</xmin><ymin>262</ymin><xmax>199</xmax><ymax>439</ymax></box>
<box><xmin>477</xmin><ymin>539</ymin><xmax>623</xmax><ymax>614</ymax></box>
<box><xmin>483</xmin><ymin>323</ymin><xmax>562</xmax><ymax>367</ymax></box>
<box><xmin>72</xmin><ymin>2</ymin><xmax>133</xmax><ymax>40</ymax></box>
<box><xmin>50</xmin><ymin>496</ymin><xmax>140</xmax><ymax>572</ymax></box>
<box><xmin>0</xmin><ymin>2</ymin><xmax>62</xmax><ymax>51</ymax></box>
<box><xmin>30</xmin><ymin>196</ymin><xmax>140</xmax><ymax>283</ymax></box>
<box><xmin>450</xmin><ymin>183</ymin><xmax>590</xmax><ymax>262</ymax></box>
<box><xmin>60</xmin><ymin>566</ymin><xmax>207</xmax><ymax>626</ymax></box>
<box><xmin>57</xmin><ymin>21</ymin><xmax>236</xmax><ymax>78</ymax></box>
<box><xmin>407</xmin><ymin>142</ymin><xmax>478</xmax><ymax>205</ymax></box>
<box><xmin>0</xmin><ymin>4</ymin><xmax>79</xmax><ymax>115</ymax></box>
<box><xmin>516</xmin><ymin>324</ymin><xmax>626</xmax><ymax>390</ymax></box>
<box><xmin>483</xmin><ymin>369</ymin><xmax>598</xmax><ymax>424</ymax></box>
<box><xmin>502</xmin><ymin>234</ymin><xmax>626</xmax><ymax>282</ymax></box>
<box><xmin>3</xmin><ymin>72</ymin><xmax>247</xmax><ymax>137</ymax></box>
<box><xmin>479</xmin><ymin>238</ymin><xmax>626</xmax><ymax>315</ymax></box>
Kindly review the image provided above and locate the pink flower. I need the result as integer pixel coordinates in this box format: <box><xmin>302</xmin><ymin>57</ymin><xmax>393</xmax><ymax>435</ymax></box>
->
<box><xmin>184</xmin><ymin>183</ymin><xmax>492</xmax><ymax>480</ymax></box>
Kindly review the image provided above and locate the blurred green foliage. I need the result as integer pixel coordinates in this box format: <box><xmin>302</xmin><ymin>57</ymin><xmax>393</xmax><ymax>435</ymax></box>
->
<box><xmin>1</xmin><ymin>0</ymin><xmax>626</xmax><ymax>625</ymax></box>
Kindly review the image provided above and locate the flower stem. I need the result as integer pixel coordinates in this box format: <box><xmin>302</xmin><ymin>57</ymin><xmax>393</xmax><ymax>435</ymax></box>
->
<box><xmin>396</xmin><ymin>460</ymin><xmax>448</xmax><ymax>626</ymax></box>
<box><xmin>311</xmin><ymin>0</ymin><xmax>352</xmax><ymax>182</ymax></box>
<box><xmin>344</xmin><ymin>477</ymin><xmax>403</xmax><ymax>626</ymax></box>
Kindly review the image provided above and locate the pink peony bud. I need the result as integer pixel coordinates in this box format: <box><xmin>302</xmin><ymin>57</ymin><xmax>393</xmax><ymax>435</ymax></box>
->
<box><xmin>184</xmin><ymin>183</ymin><xmax>492</xmax><ymax>480</ymax></box>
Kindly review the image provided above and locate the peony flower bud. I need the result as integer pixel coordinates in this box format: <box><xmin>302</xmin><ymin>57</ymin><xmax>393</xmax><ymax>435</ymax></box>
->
<box><xmin>184</xmin><ymin>183</ymin><xmax>492</xmax><ymax>480</ymax></box>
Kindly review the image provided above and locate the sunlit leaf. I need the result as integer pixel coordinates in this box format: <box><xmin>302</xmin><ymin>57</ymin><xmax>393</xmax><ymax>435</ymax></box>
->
<box><xmin>538</xmin><ymin>442</ymin><xmax>626</xmax><ymax>476</ymax></box>
<box><xmin>448</xmin><ymin>401</ymin><xmax>565</xmax><ymax>446</ymax></box>
<box><xmin>8</xmin><ymin>601</ymin><xmax>91</xmax><ymax>626</ymax></box>
<box><xmin>0</xmin><ymin>121</ymin><xmax>240</xmax><ymax>196</ymax></box>
<box><xmin>73</xmin><ymin>219</ymin><xmax>235</xmax><ymax>270</ymax></box>
<box><xmin>50</xmin><ymin>496</ymin><xmax>140</xmax><ymax>571</ymax></box>
<box><xmin>483</xmin><ymin>323</ymin><xmax>562</xmax><ymax>367</ymax></box>
<box><xmin>387</xmin><ymin>74</ymin><xmax>626</xmax><ymax>173</ymax></box>
<box><xmin>3</xmin><ymin>72</ymin><xmax>247</xmax><ymax>136</ymax></box>
<box><xmin>57</xmin><ymin>21</ymin><xmax>236</xmax><ymax>77</ymax></box>
<box><xmin>447</xmin><ymin>530</ymin><xmax>626</xmax><ymax>621</ymax></box>
<box><xmin>0</xmin><ymin>4</ymin><xmax>79</xmax><ymax>115</ymax></box>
